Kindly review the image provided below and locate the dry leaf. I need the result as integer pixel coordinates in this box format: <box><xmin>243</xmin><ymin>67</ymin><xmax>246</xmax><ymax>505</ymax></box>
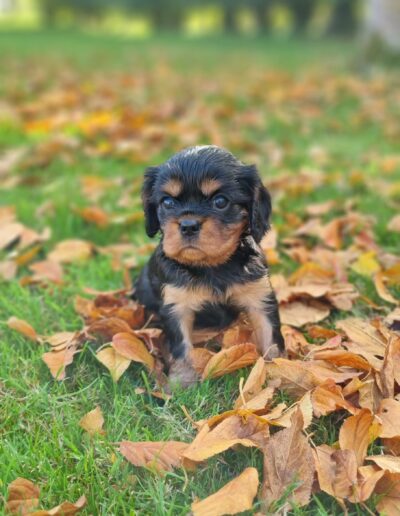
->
<box><xmin>183</xmin><ymin>413</ymin><xmax>269</xmax><ymax>462</ymax></box>
<box><xmin>6</xmin><ymin>477</ymin><xmax>40</xmax><ymax>514</ymax></box>
<box><xmin>351</xmin><ymin>251</ymin><xmax>380</xmax><ymax>277</ymax></box>
<box><xmin>234</xmin><ymin>357</ymin><xmax>267</xmax><ymax>408</ymax></box>
<box><xmin>279</xmin><ymin>301</ymin><xmax>330</xmax><ymax>327</ymax></box>
<box><xmin>7</xmin><ymin>316</ymin><xmax>38</xmax><ymax>341</ymax></box>
<box><xmin>28</xmin><ymin>260</ymin><xmax>64</xmax><ymax>284</ymax></box>
<box><xmin>374</xmin><ymin>271</ymin><xmax>399</xmax><ymax>305</ymax></box>
<box><xmin>221</xmin><ymin>324</ymin><xmax>253</xmax><ymax>348</ymax></box>
<box><xmin>191</xmin><ymin>348</ymin><xmax>215</xmax><ymax>375</ymax></box>
<box><xmin>0</xmin><ymin>260</ymin><xmax>17</xmax><ymax>280</ymax></box>
<box><xmin>266</xmin><ymin>358</ymin><xmax>323</xmax><ymax>397</ymax></box>
<box><xmin>367</xmin><ymin>455</ymin><xmax>400</xmax><ymax>473</ymax></box>
<box><xmin>0</xmin><ymin>222</ymin><xmax>24</xmax><ymax>250</ymax></box>
<box><xmin>336</xmin><ymin>318</ymin><xmax>386</xmax><ymax>356</ymax></box>
<box><xmin>112</xmin><ymin>332</ymin><xmax>154</xmax><ymax>370</ymax></box>
<box><xmin>331</xmin><ymin>449</ymin><xmax>358</xmax><ymax>499</ymax></box>
<box><xmin>339</xmin><ymin>409</ymin><xmax>376</xmax><ymax>466</ymax></box>
<box><xmin>96</xmin><ymin>347</ymin><xmax>131</xmax><ymax>382</ymax></box>
<box><xmin>75</xmin><ymin>206</ymin><xmax>110</xmax><ymax>227</ymax></box>
<box><xmin>388</xmin><ymin>214</ymin><xmax>400</xmax><ymax>233</ymax></box>
<box><xmin>311</xmin><ymin>380</ymin><xmax>357</xmax><ymax>417</ymax></box>
<box><xmin>79</xmin><ymin>406</ymin><xmax>105</xmax><ymax>436</ymax></box>
<box><xmin>376</xmin><ymin>399</ymin><xmax>400</xmax><ymax>438</ymax></box>
<box><xmin>312</xmin><ymin>349</ymin><xmax>372</xmax><ymax>372</ymax></box>
<box><xmin>192</xmin><ymin>467</ymin><xmax>259</xmax><ymax>516</ymax></box>
<box><xmin>375</xmin><ymin>472</ymin><xmax>400</xmax><ymax>516</ymax></box>
<box><xmin>119</xmin><ymin>440</ymin><xmax>188</xmax><ymax>472</ymax></box>
<box><xmin>42</xmin><ymin>347</ymin><xmax>76</xmax><ymax>380</ymax></box>
<box><xmin>48</xmin><ymin>239</ymin><xmax>93</xmax><ymax>263</ymax></box>
<box><xmin>261</xmin><ymin>409</ymin><xmax>315</xmax><ymax>510</ymax></box>
<box><xmin>202</xmin><ymin>343</ymin><xmax>259</xmax><ymax>380</ymax></box>
<box><xmin>87</xmin><ymin>317</ymin><xmax>134</xmax><ymax>342</ymax></box>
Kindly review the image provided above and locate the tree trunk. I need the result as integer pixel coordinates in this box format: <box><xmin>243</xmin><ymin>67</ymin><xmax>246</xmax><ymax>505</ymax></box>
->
<box><xmin>365</xmin><ymin>0</ymin><xmax>400</xmax><ymax>50</ymax></box>
<box><xmin>222</xmin><ymin>5</ymin><xmax>238</xmax><ymax>33</ymax></box>
<box><xmin>252</xmin><ymin>2</ymin><xmax>271</xmax><ymax>34</ymax></box>
<box><xmin>326</xmin><ymin>0</ymin><xmax>358</xmax><ymax>36</ymax></box>
<box><xmin>290</xmin><ymin>0</ymin><xmax>316</xmax><ymax>35</ymax></box>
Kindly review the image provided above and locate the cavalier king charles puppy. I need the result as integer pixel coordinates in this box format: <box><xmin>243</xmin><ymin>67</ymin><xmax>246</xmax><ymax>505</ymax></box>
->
<box><xmin>134</xmin><ymin>145</ymin><xmax>284</xmax><ymax>387</ymax></box>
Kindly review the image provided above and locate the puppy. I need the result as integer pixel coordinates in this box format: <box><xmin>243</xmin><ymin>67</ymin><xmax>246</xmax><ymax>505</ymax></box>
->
<box><xmin>134</xmin><ymin>145</ymin><xmax>284</xmax><ymax>386</ymax></box>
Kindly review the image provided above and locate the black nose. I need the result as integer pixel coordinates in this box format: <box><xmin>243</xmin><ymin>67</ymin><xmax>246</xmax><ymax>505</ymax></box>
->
<box><xmin>180</xmin><ymin>219</ymin><xmax>201</xmax><ymax>236</ymax></box>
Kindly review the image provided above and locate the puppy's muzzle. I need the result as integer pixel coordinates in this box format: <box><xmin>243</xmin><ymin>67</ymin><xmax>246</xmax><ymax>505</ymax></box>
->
<box><xmin>179</xmin><ymin>219</ymin><xmax>201</xmax><ymax>237</ymax></box>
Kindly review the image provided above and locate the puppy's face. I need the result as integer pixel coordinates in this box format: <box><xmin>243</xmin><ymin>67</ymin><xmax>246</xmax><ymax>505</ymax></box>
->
<box><xmin>142</xmin><ymin>146</ymin><xmax>271</xmax><ymax>267</ymax></box>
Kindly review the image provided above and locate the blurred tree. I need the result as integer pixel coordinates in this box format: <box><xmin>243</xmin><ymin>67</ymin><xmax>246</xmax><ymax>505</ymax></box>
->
<box><xmin>285</xmin><ymin>0</ymin><xmax>317</xmax><ymax>34</ymax></box>
<box><xmin>326</xmin><ymin>0</ymin><xmax>358</xmax><ymax>36</ymax></box>
<box><xmin>364</xmin><ymin>0</ymin><xmax>400</xmax><ymax>51</ymax></box>
<box><xmin>121</xmin><ymin>0</ymin><xmax>185</xmax><ymax>31</ymax></box>
<box><xmin>40</xmin><ymin>0</ymin><xmax>108</xmax><ymax>26</ymax></box>
<box><xmin>249</xmin><ymin>0</ymin><xmax>273</xmax><ymax>33</ymax></box>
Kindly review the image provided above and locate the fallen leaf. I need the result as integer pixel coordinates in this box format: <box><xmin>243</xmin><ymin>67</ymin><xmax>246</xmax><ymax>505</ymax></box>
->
<box><xmin>339</xmin><ymin>409</ymin><xmax>376</xmax><ymax>466</ymax></box>
<box><xmin>202</xmin><ymin>343</ymin><xmax>259</xmax><ymax>380</ymax></box>
<box><xmin>0</xmin><ymin>222</ymin><xmax>24</xmax><ymax>250</ymax></box>
<box><xmin>388</xmin><ymin>214</ymin><xmax>400</xmax><ymax>233</ymax></box>
<box><xmin>48</xmin><ymin>239</ymin><xmax>93</xmax><ymax>263</ymax></box>
<box><xmin>266</xmin><ymin>358</ymin><xmax>323</xmax><ymax>397</ymax></box>
<box><xmin>5</xmin><ymin>477</ymin><xmax>40</xmax><ymax>514</ymax></box>
<box><xmin>367</xmin><ymin>455</ymin><xmax>400</xmax><ymax>473</ymax></box>
<box><xmin>7</xmin><ymin>316</ymin><xmax>38</xmax><ymax>341</ymax></box>
<box><xmin>261</xmin><ymin>409</ymin><xmax>315</xmax><ymax>510</ymax></box>
<box><xmin>96</xmin><ymin>347</ymin><xmax>131</xmax><ymax>382</ymax></box>
<box><xmin>119</xmin><ymin>440</ymin><xmax>188</xmax><ymax>472</ymax></box>
<box><xmin>374</xmin><ymin>271</ymin><xmax>399</xmax><ymax>305</ymax></box>
<box><xmin>192</xmin><ymin>467</ymin><xmax>259</xmax><ymax>516</ymax></box>
<box><xmin>336</xmin><ymin>317</ymin><xmax>386</xmax><ymax>356</ymax></box>
<box><xmin>312</xmin><ymin>349</ymin><xmax>372</xmax><ymax>371</ymax></box>
<box><xmin>87</xmin><ymin>317</ymin><xmax>134</xmax><ymax>342</ymax></box>
<box><xmin>79</xmin><ymin>406</ymin><xmax>105</xmax><ymax>436</ymax></box>
<box><xmin>42</xmin><ymin>347</ymin><xmax>77</xmax><ymax>380</ymax></box>
<box><xmin>28</xmin><ymin>260</ymin><xmax>64</xmax><ymax>284</ymax></box>
<box><xmin>112</xmin><ymin>332</ymin><xmax>154</xmax><ymax>370</ymax></box>
<box><xmin>234</xmin><ymin>357</ymin><xmax>267</xmax><ymax>408</ymax></box>
<box><xmin>375</xmin><ymin>472</ymin><xmax>400</xmax><ymax>516</ymax></box>
<box><xmin>376</xmin><ymin>399</ymin><xmax>400</xmax><ymax>438</ymax></box>
<box><xmin>0</xmin><ymin>260</ymin><xmax>17</xmax><ymax>280</ymax></box>
<box><xmin>183</xmin><ymin>413</ymin><xmax>269</xmax><ymax>462</ymax></box>
<box><xmin>279</xmin><ymin>301</ymin><xmax>330</xmax><ymax>327</ymax></box>
<box><xmin>191</xmin><ymin>348</ymin><xmax>215</xmax><ymax>375</ymax></box>
<box><xmin>331</xmin><ymin>449</ymin><xmax>358</xmax><ymax>499</ymax></box>
<box><xmin>31</xmin><ymin>495</ymin><xmax>86</xmax><ymax>515</ymax></box>
<box><xmin>221</xmin><ymin>323</ymin><xmax>253</xmax><ymax>348</ymax></box>
<box><xmin>351</xmin><ymin>251</ymin><xmax>380</xmax><ymax>277</ymax></box>
<box><xmin>75</xmin><ymin>206</ymin><xmax>110</xmax><ymax>227</ymax></box>
<box><xmin>311</xmin><ymin>380</ymin><xmax>357</xmax><ymax>417</ymax></box>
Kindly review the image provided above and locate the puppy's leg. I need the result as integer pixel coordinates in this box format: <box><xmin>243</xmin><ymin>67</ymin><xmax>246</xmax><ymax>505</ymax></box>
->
<box><xmin>159</xmin><ymin>303</ymin><xmax>199</xmax><ymax>388</ymax></box>
<box><xmin>229</xmin><ymin>274</ymin><xmax>285</xmax><ymax>359</ymax></box>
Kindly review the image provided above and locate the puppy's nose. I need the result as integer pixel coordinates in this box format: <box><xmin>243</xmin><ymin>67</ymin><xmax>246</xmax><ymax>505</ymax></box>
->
<box><xmin>180</xmin><ymin>219</ymin><xmax>201</xmax><ymax>236</ymax></box>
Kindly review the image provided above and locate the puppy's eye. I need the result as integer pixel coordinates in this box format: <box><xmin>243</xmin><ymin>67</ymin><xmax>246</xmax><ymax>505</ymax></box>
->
<box><xmin>212</xmin><ymin>195</ymin><xmax>229</xmax><ymax>210</ymax></box>
<box><xmin>161</xmin><ymin>196</ymin><xmax>175</xmax><ymax>209</ymax></box>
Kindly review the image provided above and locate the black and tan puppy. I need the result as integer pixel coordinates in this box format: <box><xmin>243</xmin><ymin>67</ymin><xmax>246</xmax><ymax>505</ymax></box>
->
<box><xmin>134</xmin><ymin>145</ymin><xmax>284</xmax><ymax>386</ymax></box>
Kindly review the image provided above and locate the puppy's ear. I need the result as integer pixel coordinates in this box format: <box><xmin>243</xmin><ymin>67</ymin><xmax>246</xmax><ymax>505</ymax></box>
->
<box><xmin>251</xmin><ymin>181</ymin><xmax>271</xmax><ymax>243</ymax></box>
<box><xmin>142</xmin><ymin>166</ymin><xmax>160</xmax><ymax>237</ymax></box>
<box><xmin>238</xmin><ymin>165</ymin><xmax>271</xmax><ymax>243</ymax></box>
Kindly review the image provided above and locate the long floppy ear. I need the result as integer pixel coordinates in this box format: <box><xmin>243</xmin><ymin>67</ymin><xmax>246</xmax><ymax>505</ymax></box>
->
<box><xmin>250</xmin><ymin>181</ymin><xmax>271</xmax><ymax>243</ymax></box>
<box><xmin>238</xmin><ymin>165</ymin><xmax>271</xmax><ymax>243</ymax></box>
<box><xmin>142</xmin><ymin>166</ymin><xmax>160</xmax><ymax>237</ymax></box>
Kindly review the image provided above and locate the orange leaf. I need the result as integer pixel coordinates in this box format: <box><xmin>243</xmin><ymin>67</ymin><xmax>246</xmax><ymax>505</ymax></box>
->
<box><xmin>311</xmin><ymin>380</ymin><xmax>357</xmax><ymax>417</ymax></box>
<box><xmin>261</xmin><ymin>409</ymin><xmax>315</xmax><ymax>510</ymax></box>
<box><xmin>96</xmin><ymin>347</ymin><xmax>131</xmax><ymax>382</ymax></box>
<box><xmin>279</xmin><ymin>301</ymin><xmax>330</xmax><ymax>327</ymax></box>
<box><xmin>119</xmin><ymin>440</ymin><xmax>188</xmax><ymax>473</ymax></box>
<box><xmin>192</xmin><ymin>467</ymin><xmax>259</xmax><ymax>516</ymax></box>
<box><xmin>183</xmin><ymin>413</ymin><xmax>269</xmax><ymax>463</ymax></box>
<box><xmin>367</xmin><ymin>455</ymin><xmax>400</xmax><ymax>473</ymax></box>
<box><xmin>30</xmin><ymin>495</ymin><xmax>86</xmax><ymax>515</ymax></box>
<box><xmin>374</xmin><ymin>271</ymin><xmax>399</xmax><ymax>306</ymax></box>
<box><xmin>234</xmin><ymin>357</ymin><xmax>267</xmax><ymax>409</ymax></box>
<box><xmin>76</xmin><ymin>206</ymin><xmax>110</xmax><ymax>227</ymax></box>
<box><xmin>266</xmin><ymin>358</ymin><xmax>323</xmax><ymax>397</ymax></box>
<box><xmin>6</xmin><ymin>477</ymin><xmax>40</xmax><ymax>514</ymax></box>
<box><xmin>375</xmin><ymin>472</ymin><xmax>400</xmax><ymax>516</ymax></box>
<box><xmin>42</xmin><ymin>347</ymin><xmax>76</xmax><ymax>380</ymax></box>
<box><xmin>311</xmin><ymin>349</ymin><xmax>372</xmax><ymax>372</ymax></box>
<box><xmin>221</xmin><ymin>324</ymin><xmax>253</xmax><ymax>348</ymax></box>
<box><xmin>339</xmin><ymin>409</ymin><xmax>377</xmax><ymax>466</ymax></box>
<box><xmin>7</xmin><ymin>316</ymin><xmax>38</xmax><ymax>341</ymax></box>
<box><xmin>191</xmin><ymin>347</ymin><xmax>215</xmax><ymax>375</ymax></box>
<box><xmin>336</xmin><ymin>318</ymin><xmax>386</xmax><ymax>357</ymax></box>
<box><xmin>202</xmin><ymin>343</ymin><xmax>259</xmax><ymax>380</ymax></box>
<box><xmin>79</xmin><ymin>406</ymin><xmax>105</xmax><ymax>436</ymax></box>
<box><xmin>376</xmin><ymin>399</ymin><xmax>400</xmax><ymax>438</ymax></box>
<box><xmin>112</xmin><ymin>332</ymin><xmax>154</xmax><ymax>370</ymax></box>
<box><xmin>48</xmin><ymin>239</ymin><xmax>93</xmax><ymax>263</ymax></box>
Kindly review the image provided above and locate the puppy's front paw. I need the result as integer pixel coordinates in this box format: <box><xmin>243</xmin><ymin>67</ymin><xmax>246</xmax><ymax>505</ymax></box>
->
<box><xmin>263</xmin><ymin>344</ymin><xmax>286</xmax><ymax>361</ymax></box>
<box><xmin>168</xmin><ymin>358</ymin><xmax>199</xmax><ymax>389</ymax></box>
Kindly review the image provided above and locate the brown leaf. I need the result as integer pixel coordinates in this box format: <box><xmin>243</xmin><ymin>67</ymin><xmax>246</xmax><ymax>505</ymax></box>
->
<box><xmin>261</xmin><ymin>409</ymin><xmax>315</xmax><ymax>510</ymax></box>
<box><xmin>202</xmin><ymin>343</ymin><xmax>259</xmax><ymax>380</ymax></box>
<box><xmin>42</xmin><ymin>347</ymin><xmax>76</xmax><ymax>380</ymax></box>
<box><xmin>311</xmin><ymin>380</ymin><xmax>357</xmax><ymax>417</ymax></box>
<box><xmin>374</xmin><ymin>271</ymin><xmax>399</xmax><ymax>306</ymax></box>
<box><xmin>28</xmin><ymin>260</ymin><xmax>64</xmax><ymax>284</ymax></box>
<box><xmin>112</xmin><ymin>332</ymin><xmax>154</xmax><ymax>370</ymax></box>
<box><xmin>0</xmin><ymin>222</ymin><xmax>24</xmax><ymax>250</ymax></box>
<box><xmin>183</xmin><ymin>413</ymin><xmax>269</xmax><ymax>462</ymax></box>
<box><xmin>87</xmin><ymin>317</ymin><xmax>134</xmax><ymax>342</ymax></box>
<box><xmin>348</xmin><ymin>465</ymin><xmax>385</xmax><ymax>504</ymax></box>
<box><xmin>331</xmin><ymin>449</ymin><xmax>358</xmax><ymax>499</ymax></box>
<box><xmin>96</xmin><ymin>347</ymin><xmax>131</xmax><ymax>382</ymax></box>
<box><xmin>375</xmin><ymin>472</ymin><xmax>400</xmax><ymax>516</ymax></box>
<box><xmin>6</xmin><ymin>477</ymin><xmax>40</xmax><ymax>514</ymax></box>
<box><xmin>119</xmin><ymin>440</ymin><xmax>188</xmax><ymax>472</ymax></box>
<box><xmin>376</xmin><ymin>399</ymin><xmax>400</xmax><ymax>438</ymax></box>
<box><xmin>266</xmin><ymin>392</ymin><xmax>313</xmax><ymax>430</ymax></box>
<box><xmin>79</xmin><ymin>406</ymin><xmax>105</xmax><ymax>436</ymax></box>
<box><xmin>75</xmin><ymin>206</ymin><xmax>110</xmax><ymax>227</ymax></box>
<box><xmin>313</xmin><ymin>445</ymin><xmax>336</xmax><ymax>496</ymax></box>
<box><xmin>221</xmin><ymin>323</ymin><xmax>254</xmax><ymax>348</ymax></box>
<box><xmin>7</xmin><ymin>316</ymin><xmax>38</xmax><ymax>341</ymax></box>
<box><xmin>339</xmin><ymin>409</ymin><xmax>377</xmax><ymax>466</ymax></box>
<box><xmin>312</xmin><ymin>349</ymin><xmax>372</xmax><ymax>372</ymax></box>
<box><xmin>48</xmin><ymin>239</ymin><xmax>93</xmax><ymax>263</ymax></box>
<box><xmin>388</xmin><ymin>214</ymin><xmax>400</xmax><ymax>233</ymax></box>
<box><xmin>0</xmin><ymin>260</ymin><xmax>17</xmax><ymax>280</ymax></box>
<box><xmin>43</xmin><ymin>332</ymin><xmax>77</xmax><ymax>351</ymax></box>
<box><xmin>281</xmin><ymin>325</ymin><xmax>311</xmax><ymax>357</ymax></box>
<box><xmin>191</xmin><ymin>348</ymin><xmax>215</xmax><ymax>375</ymax></box>
<box><xmin>367</xmin><ymin>455</ymin><xmax>400</xmax><ymax>473</ymax></box>
<box><xmin>336</xmin><ymin>318</ymin><xmax>386</xmax><ymax>357</ymax></box>
<box><xmin>192</xmin><ymin>467</ymin><xmax>259</xmax><ymax>516</ymax></box>
<box><xmin>234</xmin><ymin>357</ymin><xmax>267</xmax><ymax>409</ymax></box>
<box><xmin>31</xmin><ymin>495</ymin><xmax>86</xmax><ymax>515</ymax></box>
<box><xmin>279</xmin><ymin>301</ymin><xmax>330</xmax><ymax>327</ymax></box>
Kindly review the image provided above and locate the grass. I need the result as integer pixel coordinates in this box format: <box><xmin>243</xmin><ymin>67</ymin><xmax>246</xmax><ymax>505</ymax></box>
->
<box><xmin>0</xmin><ymin>30</ymin><xmax>399</xmax><ymax>515</ymax></box>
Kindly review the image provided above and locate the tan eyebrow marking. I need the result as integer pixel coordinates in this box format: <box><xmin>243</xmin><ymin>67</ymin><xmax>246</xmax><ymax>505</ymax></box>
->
<box><xmin>162</xmin><ymin>179</ymin><xmax>183</xmax><ymax>197</ymax></box>
<box><xmin>200</xmin><ymin>179</ymin><xmax>222</xmax><ymax>197</ymax></box>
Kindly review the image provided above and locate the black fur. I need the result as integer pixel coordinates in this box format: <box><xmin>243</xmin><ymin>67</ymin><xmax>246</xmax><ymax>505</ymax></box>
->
<box><xmin>134</xmin><ymin>145</ymin><xmax>284</xmax><ymax>362</ymax></box>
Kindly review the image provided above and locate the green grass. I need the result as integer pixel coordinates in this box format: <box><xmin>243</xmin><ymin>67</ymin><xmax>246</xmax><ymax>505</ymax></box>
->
<box><xmin>0</xmin><ymin>30</ymin><xmax>399</xmax><ymax>515</ymax></box>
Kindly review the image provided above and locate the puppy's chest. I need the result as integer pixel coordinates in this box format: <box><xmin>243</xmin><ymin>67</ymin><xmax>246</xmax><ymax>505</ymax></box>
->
<box><xmin>163</xmin><ymin>272</ymin><xmax>271</xmax><ymax>313</ymax></box>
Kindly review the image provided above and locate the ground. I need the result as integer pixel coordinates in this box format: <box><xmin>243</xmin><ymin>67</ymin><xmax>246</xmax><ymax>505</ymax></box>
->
<box><xmin>0</xmin><ymin>31</ymin><xmax>399</xmax><ymax>515</ymax></box>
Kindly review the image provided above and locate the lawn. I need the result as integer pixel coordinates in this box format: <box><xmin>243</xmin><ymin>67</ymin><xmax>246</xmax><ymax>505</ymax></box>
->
<box><xmin>0</xmin><ymin>31</ymin><xmax>400</xmax><ymax>515</ymax></box>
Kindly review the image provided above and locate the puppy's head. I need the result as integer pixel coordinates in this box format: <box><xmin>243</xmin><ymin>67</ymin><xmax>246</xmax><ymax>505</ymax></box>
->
<box><xmin>142</xmin><ymin>145</ymin><xmax>271</xmax><ymax>267</ymax></box>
